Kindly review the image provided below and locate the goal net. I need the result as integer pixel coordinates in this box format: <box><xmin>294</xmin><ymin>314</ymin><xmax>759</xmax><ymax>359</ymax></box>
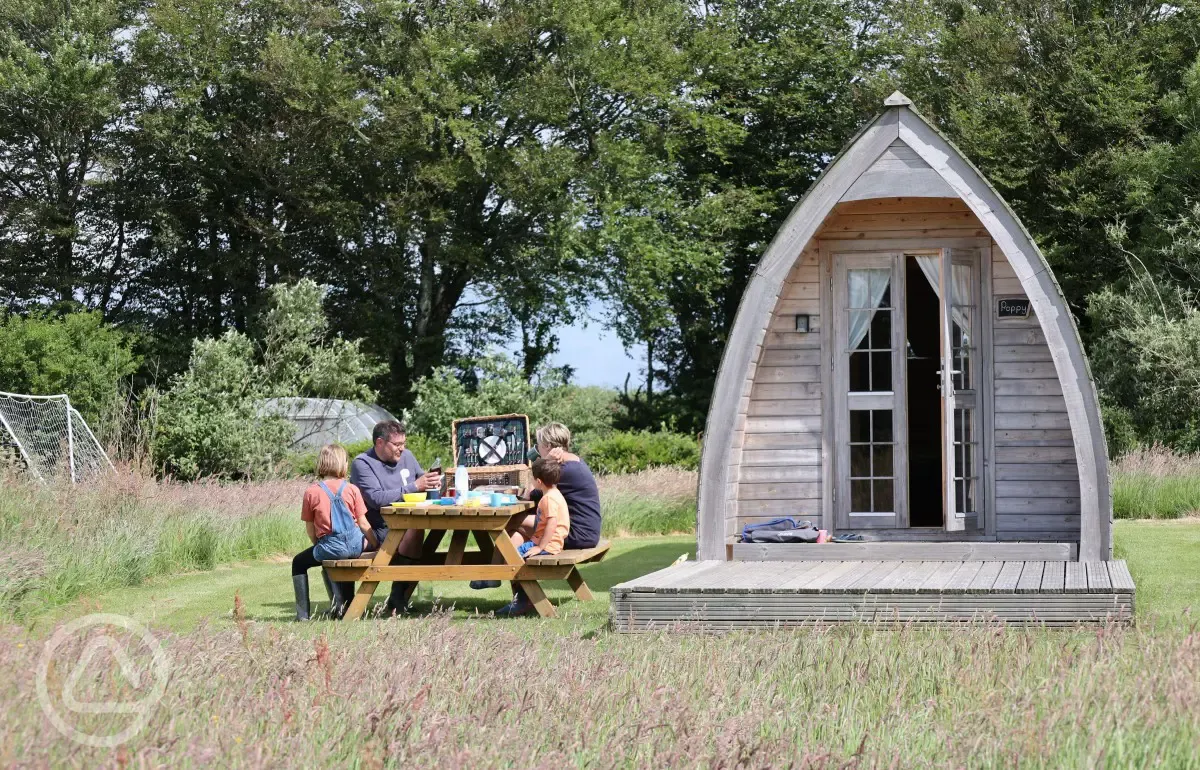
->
<box><xmin>0</xmin><ymin>392</ymin><xmax>114</xmax><ymax>482</ymax></box>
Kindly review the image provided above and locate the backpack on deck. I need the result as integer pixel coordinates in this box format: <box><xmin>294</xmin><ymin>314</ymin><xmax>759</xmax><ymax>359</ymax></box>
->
<box><xmin>739</xmin><ymin>517</ymin><xmax>819</xmax><ymax>544</ymax></box>
<box><xmin>312</xmin><ymin>480</ymin><xmax>365</xmax><ymax>561</ymax></box>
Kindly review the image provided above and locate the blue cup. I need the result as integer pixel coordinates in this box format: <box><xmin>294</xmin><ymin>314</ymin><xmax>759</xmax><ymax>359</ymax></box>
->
<box><xmin>489</xmin><ymin>492</ymin><xmax>504</xmax><ymax>507</ymax></box>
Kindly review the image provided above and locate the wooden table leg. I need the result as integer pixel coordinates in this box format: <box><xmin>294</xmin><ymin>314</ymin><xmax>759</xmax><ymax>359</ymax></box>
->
<box><xmin>517</xmin><ymin>579</ymin><xmax>556</xmax><ymax>618</ymax></box>
<box><xmin>566</xmin><ymin>567</ymin><xmax>594</xmax><ymax>601</ymax></box>
<box><xmin>473</xmin><ymin>530</ymin><xmax>496</xmax><ymax>562</ymax></box>
<box><xmin>490</xmin><ymin>530</ymin><xmax>555</xmax><ymax>618</ymax></box>
<box><xmin>344</xmin><ymin>528</ymin><xmax>404</xmax><ymax>620</ymax></box>
<box><xmin>420</xmin><ymin>530</ymin><xmax>447</xmax><ymax>560</ymax></box>
<box><xmin>446</xmin><ymin>531</ymin><xmax>469</xmax><ymax>566</ymax></box>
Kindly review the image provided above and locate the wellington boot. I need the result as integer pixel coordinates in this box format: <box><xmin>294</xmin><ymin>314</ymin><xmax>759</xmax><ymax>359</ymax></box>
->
<box><xmin>293</xmin><ymin>574</ymin><xmax>311</xmax><ymax>621</ymax></box>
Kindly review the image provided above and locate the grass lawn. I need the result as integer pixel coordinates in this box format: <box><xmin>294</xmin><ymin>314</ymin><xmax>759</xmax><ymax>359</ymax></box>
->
<box><xmin>52</xmin><ymin>519</ymin><xmax>1199</xmax><ymax>633</ymax></box>
<box><xmin>50</xmin><ymin>535</ymin><xmax>697</xmax><ymax>634</ymax></box>
<box><xmin>5</xmin><ymin>522</ymin><xmax>1199</xmax><ymax>767</ymax></box>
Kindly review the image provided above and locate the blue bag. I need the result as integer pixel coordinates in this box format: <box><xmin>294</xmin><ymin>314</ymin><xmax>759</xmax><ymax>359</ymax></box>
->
<box><xmin>739</xmin><ymin>517</ymin><xmax>798</xmax><ymax>543</ymax></box>
<box><xmin>312</xmin><ymin>481</ymin><xmax>365</xmax><ymax>561</ymax></box>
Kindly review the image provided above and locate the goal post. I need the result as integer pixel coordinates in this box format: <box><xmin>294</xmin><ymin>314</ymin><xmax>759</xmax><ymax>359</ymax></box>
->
<box><xmin>0</xmin><ymin>391</ymin><xmax>115</xmax><ymax>483</ymax></box>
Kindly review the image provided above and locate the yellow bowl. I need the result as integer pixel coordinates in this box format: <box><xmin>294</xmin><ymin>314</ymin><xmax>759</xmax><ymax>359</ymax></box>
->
<box><xmin>403</xmin><ymin>492</ymin><xmax>427</xmax><ymax>503</ymax></box>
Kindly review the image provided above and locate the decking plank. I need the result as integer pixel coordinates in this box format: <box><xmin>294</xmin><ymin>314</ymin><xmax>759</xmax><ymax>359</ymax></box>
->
<box><xmin>610</xmin><ymin>556</ymin><xmax>1138</xmax><ymax>631</ymax></box>
<box><xmin>992</xmin><ymin>561</ymin><xmax>1024</xmax><ymax>592</ymax></box>
<box><xmin>1107</xmin><ymin>561</ymin><xmax>1136</xmax><ymax>593</ymax></box>
<box><xmin>874</xmin><ymin>561</ymin><xmax>925</xmax><ymax>593</ymax></box>
<box><xmin>843</xmin><ymin>561</ymin><xmax>903</xmax><ymax>591</ymax></box>
<box><xmin>771</xmin><ymin>561</ymin><xmax>830</xmax><ymax>592</ymax></box>
<box><xmin>1016</xmin><ymin>561</ymin><xmax>1045</xmax><ymax>593</ymax></box>
<box><xmin>824</xmin><ymin>561</ymin><xmax>881</xmax><ymax>592</ymax></box>
<box><xmin>968</xmin><ymin>561</ymin><xmax>1004</xmax><ymax>592</ymax></box>
<box><xmin>942</xmin><ymin>561</ymin><xmax>985</xmax><ymax>591</ymax></box>
<box><xmin>895</xmin><ymin>562</ymin><xmax>939</xmax><ymax>592</ymax></box>
<box><xmin>1064</xmin><ymin>561</ymin><xmax>1087</xmax><ymax>593</ymax></box>
<box><xmin>805</xmin><ymin>561</ymin><xmax>864</xmax><ymax>592</ymax></box>
<box><xmin>1085</xmin><ymin>561</ymin><xmax>1112</xmax><ymax>591</ymax></box>
<box><xmin>1040</xmin><ymin>561</ymin><xmax>1065</xmax><ymax>592</ymax></box>
<box><xmin>616</xmin><ymin>562</ymin><xmax>701</xmax><ymax>592</ymax></box>
<box><xmin>653</xmin><ymin>561</ymin><xmax>728</xmax><ymax>592</ymax></box>
<box><xmin>919</xmin><ymin>561</ymin><xmax>967</xmax><ymax>592</ymax></box>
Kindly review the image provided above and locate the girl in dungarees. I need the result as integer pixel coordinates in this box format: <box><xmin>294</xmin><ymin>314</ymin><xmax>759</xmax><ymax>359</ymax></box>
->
<box><xmin>292</xmin><ymin>444</ymin><xmax>377</xmax><ymax>620</ymax></box>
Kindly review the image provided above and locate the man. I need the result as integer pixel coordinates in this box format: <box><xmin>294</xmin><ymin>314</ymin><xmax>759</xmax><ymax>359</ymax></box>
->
<box><xmin>350</xmin><ymin>420</ymin><xmax>441</xmax><ymax>615</ymax></box>
<box><xmin>473</xmin><ymin>422</ymin><xmax>602</xmax><ymax>616</ymax></box>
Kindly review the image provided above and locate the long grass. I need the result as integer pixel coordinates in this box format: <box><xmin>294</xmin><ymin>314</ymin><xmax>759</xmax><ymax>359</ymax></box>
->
<box><xmin>1113</xmin><ymin>446</ymin><xmax>1200</xmax><ymax>519</ymax></box>
<box><xmin>3</xmin><ymin>615</ymin><xmax>1198</xmax><ymax>767</ymax></box>
<box><xmin>599</xmin><ymin>467</ymin><xmax>697</xmax><ymax>535</ymax></box>
<box><xmin>0</xmin><ymin>467</ymin><xmax>700</xmax><ymax>621</ymax></box>
<box><xmin>0</xmin><ymin>470</ymin><xmax>310</xmax><ymax>621</ymax></box>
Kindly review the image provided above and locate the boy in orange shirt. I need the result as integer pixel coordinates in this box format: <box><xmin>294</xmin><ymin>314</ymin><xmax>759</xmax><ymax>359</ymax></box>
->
<box><xmin>497</xmin><ymin>457</ymin><xmax>569</xmax><ymax>616</ymax></box>
<box><xmin>292</xmin><ymin>444</ymin><xmax>377</xmax><ymax>620</ymax></box>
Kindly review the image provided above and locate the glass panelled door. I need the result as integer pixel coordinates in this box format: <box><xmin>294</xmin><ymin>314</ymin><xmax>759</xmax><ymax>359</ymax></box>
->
<box><xmin>943</xmin><ymin>249</ymin><xmax>981</xmax><ymax>532</ymax></box>
<box><xmin>834</xmin><ymin>254</ymin><xmax>906</xmax><ymax>529</ymax></box>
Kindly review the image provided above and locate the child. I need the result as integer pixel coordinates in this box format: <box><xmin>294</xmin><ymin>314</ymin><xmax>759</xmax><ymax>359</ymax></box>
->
<box><xmin>496</xmin><ymin>457</ymin><xmax>570</xmax><ymax>617</ymax></box>
<box><xmin>292</xmin><ymin>444</ymin><xmax>377</xmax><ymax>621</ymax></box>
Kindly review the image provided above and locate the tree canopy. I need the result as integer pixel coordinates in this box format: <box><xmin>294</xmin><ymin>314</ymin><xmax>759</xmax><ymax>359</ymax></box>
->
<box><xmin>4</xmin><ymin>0</ymin><xmax>1200</xmax><ymax>449</ymax></box>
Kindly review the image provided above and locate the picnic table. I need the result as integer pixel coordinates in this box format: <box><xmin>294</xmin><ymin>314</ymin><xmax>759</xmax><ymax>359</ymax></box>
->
<box><xmin>322</xmin><ymin>501</ymin><xmax>610</xmax><ymax>619</ymax></box>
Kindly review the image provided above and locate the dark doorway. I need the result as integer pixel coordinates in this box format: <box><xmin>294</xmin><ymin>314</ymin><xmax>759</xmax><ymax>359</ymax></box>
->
<box><xmin>905</xmin><ymin>256</ymin><xmax>943</xmax><ymax>526</ymax></box>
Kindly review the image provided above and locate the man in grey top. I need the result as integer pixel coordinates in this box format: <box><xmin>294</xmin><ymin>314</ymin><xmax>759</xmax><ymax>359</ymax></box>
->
<box><xmin>350</xmin><ymin>420</ymin><xmax>441</xmax><ymax>614</ymax></box>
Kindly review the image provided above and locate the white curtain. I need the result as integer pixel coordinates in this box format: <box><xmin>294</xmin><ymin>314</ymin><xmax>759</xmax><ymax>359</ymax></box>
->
<box><xmin>913</xmin><ymin>256</ymin><xmax>972</xmax><ymax>343</ymax></box>
<box><xmin>848</xmin><ymin>269</ymin><xmax>890</xmax><ymax>350</ymax></box>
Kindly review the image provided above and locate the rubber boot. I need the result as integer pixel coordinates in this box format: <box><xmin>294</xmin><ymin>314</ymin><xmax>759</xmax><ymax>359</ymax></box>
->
<box><xmin>322</xmin><ymin>570</ymin><xmax>353</xmax><ymax>620</ymax></box>
<box><xmin>293</xmin><ymin>574</ymin><xmax>311</xmax><ymax>621</ymax></box>
<box><xmin>383</xmin><ymin>555</ymin><xmax>417</xmax><ymax>616</ymax></box>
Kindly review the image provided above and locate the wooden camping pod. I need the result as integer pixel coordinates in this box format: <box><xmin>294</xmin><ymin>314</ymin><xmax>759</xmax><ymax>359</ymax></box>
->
<box><xmin>697</xmin><ymin>93</ymin><xmax>1112</xmax><ymax>563</ymax></box>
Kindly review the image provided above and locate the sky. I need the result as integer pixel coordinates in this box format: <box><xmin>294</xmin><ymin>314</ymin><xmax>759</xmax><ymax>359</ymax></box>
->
<box><xmin>506</xmin><ymin>301</ymin><xmax>643</xmax><ymax>390</ymax></box>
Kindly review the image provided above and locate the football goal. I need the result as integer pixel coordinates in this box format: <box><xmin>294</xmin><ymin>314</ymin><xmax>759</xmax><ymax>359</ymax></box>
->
<box><xmin>0</xmin><ymin>391</ymin><xmax>114</xmax><ymax>483</ymax></box>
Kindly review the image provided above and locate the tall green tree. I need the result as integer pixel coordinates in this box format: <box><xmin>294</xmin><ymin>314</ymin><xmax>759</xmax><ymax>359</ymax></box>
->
<box><xmin>0</xmin><ymin>0</ymin><xmax>145</xmax><ymax>311</ymax></box>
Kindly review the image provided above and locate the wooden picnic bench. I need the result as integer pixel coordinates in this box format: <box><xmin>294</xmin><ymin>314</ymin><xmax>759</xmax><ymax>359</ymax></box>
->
<box><xmin>322</xmin><ymin>501</ymin><xmax>610</xmax><ymax>619</ymax></box>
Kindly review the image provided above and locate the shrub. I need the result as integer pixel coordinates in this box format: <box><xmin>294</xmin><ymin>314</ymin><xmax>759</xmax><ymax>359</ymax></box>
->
<box><xmin>0</xmin><ymin>308</ymin><xmax>139</xmax><ymax>424</ymax></box>
<box><xmin>153</xmin><ymin>332</ymin><xmax>294</xmax><ymax>480</ymax></box>
<box><xmin>582</xmin><ymin>429</ymin><xmax>700</xmax><ymax>475</ymax></box>
<box><xmin>153</xmin><ymin>280</ymin><xmax>382</xmax><ymax>480</ymax></box>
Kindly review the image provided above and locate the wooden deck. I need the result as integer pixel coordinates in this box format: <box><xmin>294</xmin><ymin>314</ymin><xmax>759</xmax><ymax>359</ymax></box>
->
<box><xmin>610</xmin><ymin>560</ymin><xmax>1135</xmax><ymax>631</ymax></box>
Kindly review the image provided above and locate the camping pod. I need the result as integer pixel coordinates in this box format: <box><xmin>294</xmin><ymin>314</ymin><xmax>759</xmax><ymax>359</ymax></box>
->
<box><xmin>697</xmin><ymin>92</ymin><xmax>1112</xmax><ymax>563</ymax></box>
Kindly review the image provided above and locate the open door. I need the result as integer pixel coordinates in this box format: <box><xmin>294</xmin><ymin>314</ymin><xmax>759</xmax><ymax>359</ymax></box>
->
<box><xmin>942</xmin><ymin>249</ymin><xmax>981</xmax><ymax>532</ymax></box>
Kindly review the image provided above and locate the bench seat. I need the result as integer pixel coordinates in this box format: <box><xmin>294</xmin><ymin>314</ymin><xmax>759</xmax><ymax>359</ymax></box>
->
<box><xmin>323</xmin><ymin>551</ymin><xmax>377</xmax><ymax>568</ymax></box>
<box><xmin>524</xmin><ymin>539</ymin><xmax>611</xmax><ymax>566</ymax></box>
<box><xmin>321</xmin><ymin>540</ymin><xmax>611</xmax><ymax>609</ymax></box>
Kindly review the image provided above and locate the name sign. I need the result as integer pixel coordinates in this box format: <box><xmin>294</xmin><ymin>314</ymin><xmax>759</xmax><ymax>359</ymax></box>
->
<box><xmin>997</xmin><ymin>297</ymin><xmax>1031</xmax><ymax>319</ymax></box>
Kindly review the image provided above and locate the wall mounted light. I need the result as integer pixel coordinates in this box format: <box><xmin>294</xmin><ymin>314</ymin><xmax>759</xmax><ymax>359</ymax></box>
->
<box><xmin>795</xmin><ymin>314</ymin><xmax>811</xmax><ymax>333</ymax></box>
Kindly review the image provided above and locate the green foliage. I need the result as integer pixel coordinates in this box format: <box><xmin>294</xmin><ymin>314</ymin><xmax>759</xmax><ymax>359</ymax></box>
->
<box><xmin>153</xmin><ymin>331</ymin><xmax>294</xmax><ymax>480</ymax></box>
<box><xmin>408</xmin><ymin>354</ymin><xmax>620</xmax><ymax>448</ymax></box>
<box><xmin>260</xmin><ymin>280</ymin><xmax>384</xmax><ymax>402</ymax></box>
<box><xmin>582</xmin><ymin>429</ymin><xmax>699</xmax><ymax>475</ymax></box>
<box><xmin>1089</xmin><ymin>271</ymin><xmax>1200</xmax><ymax>452</ymax></box>
<box><xmin>0</xmin><ymin>309</ymin><xmax>139</xmax><ymax>423</ymax></box>
<box><xmin>154</xmin><ymin>280</ymin><xmax>381</xmax><ymax>479</ymax></box>
<box><xmin>405</xmin><ymin>433</ymin><xmax>451</xmax><ymax>470</ymax></box>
